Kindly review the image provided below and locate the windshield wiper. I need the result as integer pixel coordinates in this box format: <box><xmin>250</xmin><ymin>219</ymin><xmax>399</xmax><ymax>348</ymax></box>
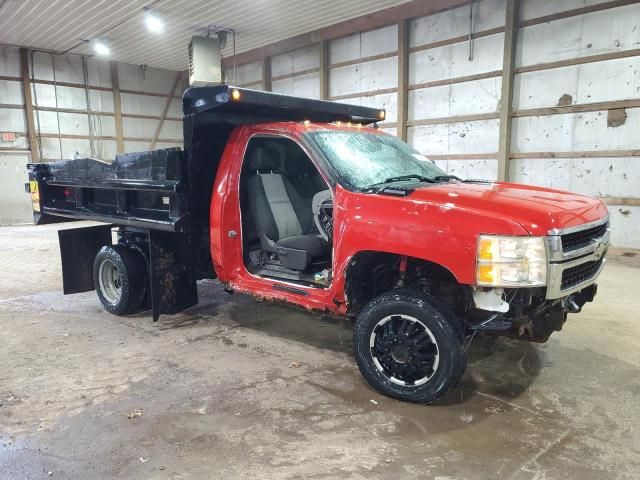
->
<box><xmin>361</xmin><ymin>174</ymin><xmax>436</xmax><ymax>193</ymax></box>
<box><xmin>433</xmin><ymin>175</ymin><xmax>462</xmax><ymax>182</ymax></box>
<box><xmin>382</xmin><ymin>174</ymin><xmax>436</xmax><ymax>185</ymax></box>
<box><xmin>362</xmin><ymin>174</ymin><xmax>435</xmax><ymax>192</ymax></box>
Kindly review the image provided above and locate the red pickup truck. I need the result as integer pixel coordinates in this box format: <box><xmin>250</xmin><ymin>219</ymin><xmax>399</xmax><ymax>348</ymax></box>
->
<box><xmin>27</xmin><ymin>86</ymin><xmax>610</xmax><ymax>403</ymax></box>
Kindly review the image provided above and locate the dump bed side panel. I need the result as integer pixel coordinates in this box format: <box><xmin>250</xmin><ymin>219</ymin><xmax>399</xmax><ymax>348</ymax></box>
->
<box><xmin>27</xmin><ymin>148</ymin><xmax>189</xmax><ymax>231</ymax></box>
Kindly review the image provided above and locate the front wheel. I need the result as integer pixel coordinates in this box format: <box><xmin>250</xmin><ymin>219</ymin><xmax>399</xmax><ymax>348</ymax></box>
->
<box><xmin>353</xmin><ymin>290</ymin><xmax>467</xmax><ymax>404</ymax></box>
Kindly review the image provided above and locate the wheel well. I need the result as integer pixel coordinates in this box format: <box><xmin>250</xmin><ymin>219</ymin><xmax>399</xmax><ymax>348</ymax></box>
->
<box><xmin>344</xmin><ymin>251</ymin><xmax>469</xmax><ymax>315</ymax></box>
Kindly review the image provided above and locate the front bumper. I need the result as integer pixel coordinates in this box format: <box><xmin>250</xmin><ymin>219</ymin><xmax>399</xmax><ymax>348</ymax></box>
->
<box><xmin>470</xmin><ymin>218</ymin><xmax>609</xmax><ymax>341</ymax></box>
<box><xmin>545</xmin><ymin>217</ymin><xmax>610</xmax><ymax>300</ymax></box>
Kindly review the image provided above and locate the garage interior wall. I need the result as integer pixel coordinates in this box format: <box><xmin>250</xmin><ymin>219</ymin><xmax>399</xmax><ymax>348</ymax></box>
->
<box><xmin>0</xmin><ymin>46</ymin><xmax>185</xmax><ymax>224</ymax></box>
<box><xmin>234</xmin><ymin>0</ymin><xmax>640</xmax><ymax>249</ymax></box>
<box><xmin>1</xmin><ymin>0</ymin><xmax>638</xmax><ymax>245</ymax></box>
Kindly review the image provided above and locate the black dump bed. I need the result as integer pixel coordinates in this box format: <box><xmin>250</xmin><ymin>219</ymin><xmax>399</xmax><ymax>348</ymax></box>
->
<box><xmin>27</xmin><ymin>85</ymin><xmax>383</xmax><ymax>231</ymax></box>
<box><xmin>29</xmin><ymin>148</ymin><xmax>186</xmax><ymax>231</ymax></box>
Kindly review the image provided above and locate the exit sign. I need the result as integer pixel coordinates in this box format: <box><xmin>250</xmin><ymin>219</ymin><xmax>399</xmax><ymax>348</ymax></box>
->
<box><xmin>2</xmin><ymin>132</ymin><xmax>17</xmax><ymax>142</ymax></box>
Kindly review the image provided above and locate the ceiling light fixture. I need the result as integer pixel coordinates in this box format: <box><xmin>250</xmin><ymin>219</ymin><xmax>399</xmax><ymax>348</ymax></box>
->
<box><xmin>92</xmin><ymin>38</ymin><xmax>111</xmax><ymax>56</ymax></box>
<box><xmin>144</xmin><ymin>7</ymin><xmax>165</xmax><ymax>33</ymax></box>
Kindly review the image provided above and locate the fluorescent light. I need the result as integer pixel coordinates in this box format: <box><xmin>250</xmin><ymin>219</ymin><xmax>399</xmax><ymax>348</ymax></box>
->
<box><xmin>144</xmin><ymin>9</ymin><xmax>164</xmax><ymax>33</ymax></box>
<box><xmin>92</xmin><ymin>39</ymin><xmax>110</xmax><ymax>56</ymax></box>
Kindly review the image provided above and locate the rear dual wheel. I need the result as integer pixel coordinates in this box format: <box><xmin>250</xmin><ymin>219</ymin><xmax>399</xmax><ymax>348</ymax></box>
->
<box><xmin>94</xmin><ymin>245</ymin><xmax>147</xmax><ymax>316</ymax></box>
<box><xmin>353</xmin><ymin>290</ymin><xmax>467</xmax><ymax>404</ymax></box>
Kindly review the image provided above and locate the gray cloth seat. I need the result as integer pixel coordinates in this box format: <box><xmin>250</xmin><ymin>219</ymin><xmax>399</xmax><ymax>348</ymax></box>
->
<box><xmin>246</xmin><ymin>145</ymin><xmax>328</xmax><ymax>270</ymax></box>
<box><xmin>276</xmin><ymin>235</ymin><xmax>327</xmax><ymax>257</ymax></box>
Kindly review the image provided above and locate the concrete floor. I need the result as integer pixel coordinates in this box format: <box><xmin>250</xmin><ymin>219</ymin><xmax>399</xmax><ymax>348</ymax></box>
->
<box><xmin>1</xmin><ymin>222</ymin><xmax>639</xmax><ymax>480</ymax></box>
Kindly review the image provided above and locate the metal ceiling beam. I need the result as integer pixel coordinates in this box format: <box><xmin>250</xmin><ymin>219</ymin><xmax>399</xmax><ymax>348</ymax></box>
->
<box><xmin>150</xmin><ymin>72</ymin><xmax>183</xmax><ymax>150</ymax></box>
<box><xmin>497</xmin><ymin>0</ymin><xmax>518</xmax><ymax>182</ymax></box>
<box><xmin>397</xmin><ymin>19</ymin><xmax>409</xmax><ymax>141</ymax></box>
<box><xmin>262</xmin><ymin>57</ymin><xmax>271</xmax><ymax>92</ymax></box>
<box><xmin>19</xmin><ymin>48</ymin><xmax>39</xmax><ymax>162</ymax></box>
<box><xmin>319</xmin><ymin>40</ymin><xmax>328</xmax><ymax>100</ymax></box>
<box><xmin>110</xmin><ymin>62</ymin><xmax>125</xmax><ymax>154</ymax></box>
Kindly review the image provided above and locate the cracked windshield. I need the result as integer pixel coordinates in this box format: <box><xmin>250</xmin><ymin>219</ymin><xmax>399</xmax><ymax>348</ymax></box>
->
<box><xmin>307</xmin><ymin>130</ymin><xmax>445</xmax><ymax>189</ymax></box>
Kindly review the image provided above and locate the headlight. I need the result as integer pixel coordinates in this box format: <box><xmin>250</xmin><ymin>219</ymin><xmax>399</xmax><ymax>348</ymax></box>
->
<box><xmin>476</xmin><ymin>235</ymin><xmax>547</xmax><ymax>287</ymax></box>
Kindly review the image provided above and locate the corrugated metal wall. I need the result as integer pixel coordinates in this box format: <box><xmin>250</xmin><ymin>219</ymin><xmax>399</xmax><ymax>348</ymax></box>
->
<box><xmin>0</xmin><ymin>46</ymin><xmax>185</xmax><ymax>224</ymax></box>
<box><xmin>408</xmin><ymin>0</ymin><xmax>503</xmax><ymax>178</ymax></box>
<box><xmin>1</xmin><ymin>46</ymin><xmax>34</xmax><ymax>224</ymax></box>
<box><xmin>235</xmin><ymin>0</ymin><xmax>640</xmax><ymax>249</ymax></box>
<box><xmin>272</xmin><ymin>46</ymin><xmax>322</xmax><ymax>99</ymax></box>
<box><xmin>2</xmin><ymin>0</ymin><xmax>639</xmax><ymax>245</ymax></box>
<box><xmin>328</xmin><ymin>25</ymin><xmax>399</xmax><ymax>137</ymax></box>
<box><xmin>510</xmin><ymin>0</ymin><xmax>640</xmax><ymax>248</ymax></box>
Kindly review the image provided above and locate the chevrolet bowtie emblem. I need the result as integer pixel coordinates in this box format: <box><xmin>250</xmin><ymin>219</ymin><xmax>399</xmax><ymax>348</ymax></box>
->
<box><xmin>593</xmin><ymin>241</ymin><xmax>607</xmax><ymax>260</ymax></box>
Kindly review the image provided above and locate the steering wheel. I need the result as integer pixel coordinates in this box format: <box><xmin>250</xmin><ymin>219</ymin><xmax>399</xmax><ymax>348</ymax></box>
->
<box><xmin>312</xmin><ymin>190</ymin><xmax>333</xmax><ymax>242</ymax></box>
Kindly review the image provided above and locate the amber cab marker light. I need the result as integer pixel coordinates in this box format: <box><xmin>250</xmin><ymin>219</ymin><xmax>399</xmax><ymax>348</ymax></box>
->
<box><xmin>231</xmin><ymin>89</ymin><xmax>241</xmax><ymax>101</ymax></box>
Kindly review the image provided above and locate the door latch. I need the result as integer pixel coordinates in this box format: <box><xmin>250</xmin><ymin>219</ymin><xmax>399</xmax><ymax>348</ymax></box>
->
<box><xmin>227</xmin><ymin>230</ymin><xmax>237</xmax><ymax>238</ymax></box>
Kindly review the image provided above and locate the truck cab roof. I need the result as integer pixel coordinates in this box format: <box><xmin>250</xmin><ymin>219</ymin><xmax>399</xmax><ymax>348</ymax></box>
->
<box><xmin>237</xmin><ymin>120</ymin><xmax>385</xmax><ymax>136</ymax></box>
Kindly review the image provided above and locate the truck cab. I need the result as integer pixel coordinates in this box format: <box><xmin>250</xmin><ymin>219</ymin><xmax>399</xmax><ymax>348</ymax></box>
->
<box><xmin>26</xmin><ymin>86</ymin><xmax>610</xmax><ymax>404</ymax></box>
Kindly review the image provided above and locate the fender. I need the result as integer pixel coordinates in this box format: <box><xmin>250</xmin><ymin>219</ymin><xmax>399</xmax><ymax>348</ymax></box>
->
<box><xmin>330</xmin><ymin>185</ymin><xmax>529</xmax><ymax>291</ymax></box>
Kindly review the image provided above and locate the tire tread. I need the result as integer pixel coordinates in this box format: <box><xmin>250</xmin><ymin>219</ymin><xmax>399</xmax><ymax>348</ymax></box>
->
<box><xmin>353</xmin><ymin>289</ymin><xmax>467</xmax><ymax>404</ymax></box>
<box><xmin>93</xmin><ymin>245</ymin><xmax>147</xmax><ymax>316</ymax></box>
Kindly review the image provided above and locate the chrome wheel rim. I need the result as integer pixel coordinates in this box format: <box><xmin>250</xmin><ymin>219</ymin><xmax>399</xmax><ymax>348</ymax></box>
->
<box><xmin>98</xmin><ymin>259</ymin><xmax>122</xmax><ymax>304</ymax></box>
<box><xmin>369</xmin><ymin>314</ymin><xmax>439</xmax><ymax>386</ymax></box>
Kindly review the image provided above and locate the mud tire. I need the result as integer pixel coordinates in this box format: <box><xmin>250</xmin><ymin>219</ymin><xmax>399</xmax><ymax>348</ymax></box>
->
<box><xmin>353</xmin><ymin>289</ymin><xmax>467</xmax><ymax>404</ymax></box>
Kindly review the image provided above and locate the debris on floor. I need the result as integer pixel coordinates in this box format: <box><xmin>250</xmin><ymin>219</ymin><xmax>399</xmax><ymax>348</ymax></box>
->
<box><xmin>126</xmin><ymin>408</ymin><xmax>144</xmax><ymax>419</ymax></box>
<box><xmin>460</xmin><ymin>412</ymin><xmax>474</xmax><ymax>424</ymax></box>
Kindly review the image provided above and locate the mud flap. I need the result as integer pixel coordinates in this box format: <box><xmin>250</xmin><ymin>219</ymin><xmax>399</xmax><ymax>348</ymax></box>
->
<box><xmin>148</xmin><ymin>229</ymin><xmax>198</xmax><ymax>321</ymax></box>
<box><xmin>58</xmin><ymin>224</ymin><xmax>113</xmax><ymax>294</ymax></box>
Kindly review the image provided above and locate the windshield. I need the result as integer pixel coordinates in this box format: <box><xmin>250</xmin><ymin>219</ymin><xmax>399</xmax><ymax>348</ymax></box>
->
<box><xmin>305</xmin><ymin>130</ymin><xmax>445</xmax><ymax>189</ymax></box>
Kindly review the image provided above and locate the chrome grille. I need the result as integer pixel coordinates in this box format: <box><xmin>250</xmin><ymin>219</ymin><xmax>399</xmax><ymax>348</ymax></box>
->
<box><xmin>546</xmin><ymin>216</ymin><xmax>609</xmax><ymax>299</ymax></box>
<box><xmin>561</xmin><ymin>257</ymin><xmax>605</xmax><ymax>290</ymax></box>
<box><xmin>561</xmin><ymin>222</ymin><xmax>609</xmax><ymax>252</ymax></box>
